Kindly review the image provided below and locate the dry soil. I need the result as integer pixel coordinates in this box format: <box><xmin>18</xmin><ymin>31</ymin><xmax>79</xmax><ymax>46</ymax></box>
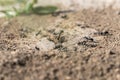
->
<box><xmin>0</xmin><ymin>8</ymin><xmax>120</xmax><ymax>80</ymax></box>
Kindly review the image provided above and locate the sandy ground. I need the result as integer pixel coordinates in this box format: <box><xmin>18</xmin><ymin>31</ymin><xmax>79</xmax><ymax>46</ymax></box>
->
<box><xmin>0</xmin><ymin>8</ymin><xmax>120</xmax><ymax>80</ymax></box>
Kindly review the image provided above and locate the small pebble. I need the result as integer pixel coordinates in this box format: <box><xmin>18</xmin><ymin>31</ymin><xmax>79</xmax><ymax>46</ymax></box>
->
<box><xmin>35</xmin><ymin>38</ymin><xmax>55</xmax><ymax>52</ymax></box>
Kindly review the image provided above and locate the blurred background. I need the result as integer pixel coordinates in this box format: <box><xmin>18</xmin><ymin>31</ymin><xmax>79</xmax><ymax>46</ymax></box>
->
<box><xmin>0</xmin><ymin>0</ymin><xmax>120</xmax><ymax>17</ymax></box>
<box><xmin>36</xmin><ymin>0</ymin><xmax>120</xmax><ymax>9</ymax></box>
<box><xmin>1</xmin><ymin>0</ymin><xmax>120</xmax><ymax>9</ymax></box>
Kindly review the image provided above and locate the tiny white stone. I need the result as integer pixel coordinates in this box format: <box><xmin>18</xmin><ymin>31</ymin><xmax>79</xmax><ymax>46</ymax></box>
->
<box><xmin>35</xmin><ymin>38</ymin><xmax>55</xmax><ymax>52</ymax></box>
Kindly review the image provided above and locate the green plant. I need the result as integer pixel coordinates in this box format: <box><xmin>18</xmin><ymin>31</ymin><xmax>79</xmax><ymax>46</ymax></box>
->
<box><xmin>16</xmin><ymin>0</ymin><xmax>38</xmax><ymax>14</ymax></box>
<box><xmin>0</xmin><ymin>0</ymin><xmax>57</xmax><ymax>17</ymax></box>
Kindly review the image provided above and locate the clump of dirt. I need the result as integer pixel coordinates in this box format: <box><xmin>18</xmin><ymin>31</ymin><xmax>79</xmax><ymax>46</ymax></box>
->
<box><xmin>0</xmin><ymin>8</ymin><xmax>120</xmax><ymax>80</ymax></box>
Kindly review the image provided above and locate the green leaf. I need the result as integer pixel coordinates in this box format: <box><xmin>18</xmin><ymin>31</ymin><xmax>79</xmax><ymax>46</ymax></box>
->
<box><xmin>33</xmin><ymin>6</ymin><xmax>57</xmax><ymax>14</ymax></box>
<box><xmin>24</xmin><ymin>2</ymin><xmax>34</xmax><ymax>14</ymax></box>
<box><xmin>1</xmin><ymin>11</ymin><xmax>14</xmax><ymax>18</ymax></box>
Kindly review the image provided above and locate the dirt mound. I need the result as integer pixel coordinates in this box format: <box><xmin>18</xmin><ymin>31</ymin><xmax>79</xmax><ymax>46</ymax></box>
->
<box><xmin>0</xmin><ymin>8</ymin><xmax>120</xmax><ymax>80</ymax></box>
